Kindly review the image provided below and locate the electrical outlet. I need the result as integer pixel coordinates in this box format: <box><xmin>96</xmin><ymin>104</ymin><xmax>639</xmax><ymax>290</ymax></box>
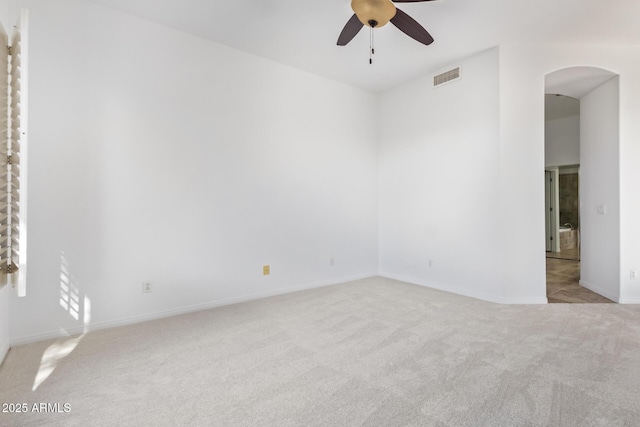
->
<box><xmin>263</xmin><ymin>265</ymin><xmax>270</xmax><ymax>275</ymax></box>
<box><xmin>142</xmin><ymin>282</ymin><xmax>152</xmax><ymax>293</ymax></box>
<box><xmin>631</xmin><ymin>269</ymin><xmax>638</xmax><ymax>280</ymax></box>
<box><xmin>330</xmin><ymin>257</ymin><xmax>335</xmax><ymax>267</ymax></box>
<box><xmin>428</xmin><ymin>259</ymin><xmax>433</xmax><ymax>267</ymax></box>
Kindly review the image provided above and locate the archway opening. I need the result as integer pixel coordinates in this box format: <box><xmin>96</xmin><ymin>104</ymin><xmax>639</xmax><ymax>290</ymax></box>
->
<box><xmin>544</xmin><ymin>66</ymin><xmax>619</xmax><ymax>303</ymax></box>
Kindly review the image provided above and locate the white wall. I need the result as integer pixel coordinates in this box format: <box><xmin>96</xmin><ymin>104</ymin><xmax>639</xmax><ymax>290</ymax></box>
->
<box><xmin>545</xmin><ymin>115</ymin><xmax>579</xmax><ymax>167</ymax></box>
<box><xmin>498</xmin><ymin>44</ymin><xmax>640</xmax><ymax>303</ymax></box>
<box><xmin>580</xmin><ymin>77</ymin><xmax>620</xmax><ymax>301</ymax></box>
<box><xmin>9</xmin><ymin>0</ymin><xmax>378</xmax><ymax>343</ymax></box>
<box><xmin>378</xmin><ymin>47</ymin><xmax>512</xmax><ymax>303</ymax></box>
<box><xmin>0</xmin><ymin>284</ymin><xmax>6</xmax><ymax>364</ymax></box>
<box><xmin>5</xmin><ymin>3</ymin><xmax>640</xmax><ymax>348</ymax></box>
<box><xmin>378</xmin><ymin>42</ymin><xmax>640</xmax><ymax>305</ymax></box>
<box><xmin>0</xmin><ymin>280</ymin><xmax>7</xmax><ymax>362</ymax></box>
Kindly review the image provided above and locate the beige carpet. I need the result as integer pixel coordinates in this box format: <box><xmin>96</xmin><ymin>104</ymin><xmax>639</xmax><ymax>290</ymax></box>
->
<box><xmin>1</xmin><ymin>277</ymin><xmax>639</xmax><ymax>426</ymax></box>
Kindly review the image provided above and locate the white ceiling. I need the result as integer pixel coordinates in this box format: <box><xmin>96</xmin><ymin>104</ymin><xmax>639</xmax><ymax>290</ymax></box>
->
<box><xmin>84</xmin><ymin>0</ymin><xmax>640</xmax><ymax>92</ymax></box>
<box><xmin>545</xmin><ymin>94</ymin><xmax>579</xmax><ymax>122</ymax></box>
<box><xmin>545</xmin><ymin>66</ymin><xmax>617</xmax><ymax>99</ymax></box>
<box><xmin>545</xmin><ymin>66</ymin><xmax>618</xmax><ymax>121</ymax></box>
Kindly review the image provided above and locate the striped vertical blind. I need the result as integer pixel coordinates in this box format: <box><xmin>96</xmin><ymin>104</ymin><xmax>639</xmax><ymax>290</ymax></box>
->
<box><xmin>0</xmin><ymin>10</ymin><xmax>28</xmax><ymax>296</ymax></box>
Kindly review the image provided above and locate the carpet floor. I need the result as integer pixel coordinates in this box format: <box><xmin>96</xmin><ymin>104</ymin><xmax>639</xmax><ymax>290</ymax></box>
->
<box><xmin>1</xmin><ymin>277</ymin><xmax>639</xmax><ymax>426</ymax></box>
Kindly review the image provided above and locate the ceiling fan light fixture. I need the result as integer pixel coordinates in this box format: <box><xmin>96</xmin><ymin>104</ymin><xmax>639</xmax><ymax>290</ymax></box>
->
<box><xmin>351</xmin><ymin>0</ymin><xmax>397</xmax><ymax>28</ymax></box>
<box><xmin>336</xmin><ymin>0</ymin><xmax>434</xmax><ymax>48</ymax></box>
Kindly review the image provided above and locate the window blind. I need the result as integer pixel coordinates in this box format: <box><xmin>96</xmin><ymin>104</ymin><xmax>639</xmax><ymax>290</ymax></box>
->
<box><xmin>0</xmin><ymin>10</ymin><xmax>28</xmax><ymax>297</ymax></box>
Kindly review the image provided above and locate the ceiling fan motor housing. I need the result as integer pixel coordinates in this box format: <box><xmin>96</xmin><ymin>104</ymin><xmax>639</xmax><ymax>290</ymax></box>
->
<box><xmin>351</xmin><ymin>0</ymin><xmax>397</xmax><ymax>28</ymax></box>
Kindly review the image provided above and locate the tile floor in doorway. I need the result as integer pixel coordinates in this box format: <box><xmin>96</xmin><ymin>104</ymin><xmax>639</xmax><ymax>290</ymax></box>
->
<box><xmin>545</xmin><ymin>246</ymin><xmax>580</xmax><ymax>261</ymax></box>
<box><xmin>546</xmin><ymin>256</ymin><xmax>614</xmax><ymax>303</ymax></box>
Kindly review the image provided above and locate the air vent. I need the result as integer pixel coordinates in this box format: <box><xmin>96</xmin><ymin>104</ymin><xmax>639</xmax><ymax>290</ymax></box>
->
<box><xmin>433</xmin><ymin>67</ymin><xmax>460</xmax><ymax>87</ymax></box>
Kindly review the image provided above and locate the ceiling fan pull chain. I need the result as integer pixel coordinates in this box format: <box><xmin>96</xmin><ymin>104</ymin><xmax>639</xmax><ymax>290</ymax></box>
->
<box><xmin>372</xmin><ymin>27</ymin><xmax>375</xmax><ymax>55</ymax></box>
<box><xmin>369</xmin><ymin>27</ymin><xmax>374</xmax><ymax>64</ymax></box>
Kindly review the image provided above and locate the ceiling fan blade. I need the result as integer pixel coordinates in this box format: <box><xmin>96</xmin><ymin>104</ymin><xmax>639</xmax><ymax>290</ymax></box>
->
<box><xmin>390</xmin><ymin>8</ymin><xmax>434</xmax><ymax>45</ymax></box>
<box><xmin>337</xmin><ymin>14</ymin><xmax>364</xmax><ymax>46</ymax></box>
<box><xmin>392</xmin><ymin>0</ymin><xmax>438</xmax><ymax>2</ymax></box>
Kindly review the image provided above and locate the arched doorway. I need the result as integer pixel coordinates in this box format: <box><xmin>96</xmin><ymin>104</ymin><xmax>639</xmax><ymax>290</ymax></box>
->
<box><xmin>544</xmin><ymin>67</ymin><xmax>619</xmax><ymax>303</ymax></box>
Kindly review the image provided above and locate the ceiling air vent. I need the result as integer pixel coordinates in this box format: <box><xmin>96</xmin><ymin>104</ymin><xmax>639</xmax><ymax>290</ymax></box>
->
<box><xmin>433</xmin><ymin>67</ymin><xmax>460</xmax><ymax>87</ymax></box>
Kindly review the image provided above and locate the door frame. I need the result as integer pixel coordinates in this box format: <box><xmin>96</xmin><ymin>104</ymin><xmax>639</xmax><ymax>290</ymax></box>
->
<box><xmin>545</xmin><ymin>167</ymin><xmax>560</xmax><ymax>253</ymax></box>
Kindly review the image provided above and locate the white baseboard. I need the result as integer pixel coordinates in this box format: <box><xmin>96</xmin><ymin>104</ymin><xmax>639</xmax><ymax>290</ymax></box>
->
<box><xmin>0</xmin><ymin>341</ymin><xmax>9</xmax><ymax>367</ymax></box>
<box><xmin>10</xmin><ymin>272</ymin><xmax>377</xmax><ymax>346</ymax></box>
<box><xmin>380</xmin><ymin>272</ymin><xmax>548</xmax><ymax>305</ymax></box>
<box><xmin>579</xmin><ymin>280</ymin><xmax>619</xmax><ymax>302</ymax></box>
<box><xmin>618</xmin><ymin>298</ymin><xmax>640</xmax><ymax>304</ymax></box>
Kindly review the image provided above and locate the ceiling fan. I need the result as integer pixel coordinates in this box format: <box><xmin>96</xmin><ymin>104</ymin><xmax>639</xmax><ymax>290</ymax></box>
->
<box><xmin>337</xmin><ymin>0</ymin><xmax>437</xmax><ymax>56</ymax></box>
